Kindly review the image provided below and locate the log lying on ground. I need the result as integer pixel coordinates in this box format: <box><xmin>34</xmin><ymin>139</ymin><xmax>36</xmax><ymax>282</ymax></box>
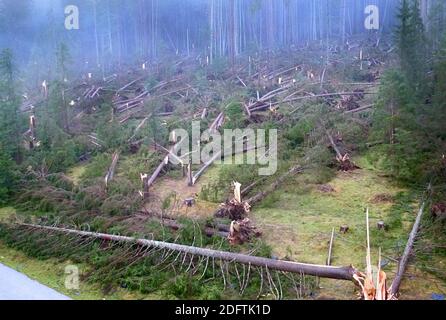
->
<box><xmin>88</xmin><ymin>133</ymin><xmax>104</xmax><ymax>148</ymax></box>
<box><xmin>192</xmin><ymin>150</ymin><xmax>222</xmax><ymax>185</ymax></box>
<box><xmin>128</xmin><ymin>115</ymin><xmax>151</xmax><ymax>142</ymax></box>
<box><xmin>246</xmin><ymin>165</ymin><xmax>304</xmax><ymax>206</ymax></box>
<box><xmin>344</xmin><ymin>104</ymin><xmax>374</xmax><ymax>114</ymax></box>
<box><xmin>248</xmin><ymin>91</ymin><xmax>375</xmax><ymax>115</ymax></box>
<box><xmin>209</xmin><ymin>112</ymin><xmax>224</xmax><ymax>133</ymax></box>
<box><xmin>191</xmin><ymin>142</ymin><xmax>262</xmax><ymax>186</ymax></box>
<box><xmin>389</xmin><ymin>197</ymin><xmax>428</xmax><ymax>297</ymax></box>
<box><xmin>144</xmin><ymin>137</ymin><xmax>186</xmax><ymax>191</ymax></box>
<box><xmin>16</xmin><ymin>223</ymin><xmax>359</xmax><ymax>281</ymax></box>
<box><xmin>116</xmin><ymin>76</ymin><xmax>145</xmax><ymax>94</ymax></box>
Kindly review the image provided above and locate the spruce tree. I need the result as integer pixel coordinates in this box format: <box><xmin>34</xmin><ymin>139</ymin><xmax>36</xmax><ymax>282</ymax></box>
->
<box><xmin>395</xmin><ymin>0</ymin><xmax>427</xmax><ymax>95</ymax></box>
<box><xmin>0</xmin><ymin>49</ymin><xmax>22</xmax><ymax>162</ymax></box>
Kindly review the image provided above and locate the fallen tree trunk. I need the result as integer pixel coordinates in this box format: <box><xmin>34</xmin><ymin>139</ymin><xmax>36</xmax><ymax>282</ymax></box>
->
<box><xmin>192</xmin><ymin>151</ymin><xmax>222</xmax><ymax>185</ymax></box>
<box><xmin>128</xmin><ymin>115</ymin><xmax>151</xmax><ymax>142</ymax></box>
<box><xmin>191</xmin><ymin>142</ymin><xmax>262</xmax><ymax>185</ymax></box>
<box><xmin>246</xmin><ymin>165</ymin><xmax>304</xmax><ymax>206</ymax></box>
<box><xmin>325</xmin><ymin>129</ymin><xmax>358</xmax><ymax>171</ymax></box>
<box><xmin>145</xmin><ymin>137</ymin><xmax>186</xmax><ymax>190</ymax></box>
<box><xmin>117</xmin><ymin>76</ymin><xmax>145</xmax><ymax>94</ymax></box>
<box><xmin>389</xmin><ymin>195</ymin><xmax>429</xmax><ymax>297</ymax></box>
<box><xmin>209</xmin><ymin>112</ymin><xmax>224</xmax><ymax>133</ymax></box>
<box><xmin>17</xmin><ymin>223</ymin><xmax>359</xmax><ymax>281</ymax></box>
<box><xmin>344</xmin><ymin>104</ymin><xmax>374</xmax><ymax>114</ymax></box>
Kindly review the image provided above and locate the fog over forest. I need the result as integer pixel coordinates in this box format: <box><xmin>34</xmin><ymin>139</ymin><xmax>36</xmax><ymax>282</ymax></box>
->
<box><xmin>2</xmin><ymin>1</ymin><xmax>405</xmax><ymax>70</ymax></box>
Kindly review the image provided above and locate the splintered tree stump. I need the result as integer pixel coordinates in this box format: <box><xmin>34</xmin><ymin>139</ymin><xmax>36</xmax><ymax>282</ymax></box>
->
<box><xmin>340</xmin><ymin>225</ymin><xmax>349</xmax><ymax>234</ymax></box>
<box><xmin>377</xmin><ymin>221</ymin><xmax>387</xmax><ymax>230</ymax></box>
<box><xmin>184</xmin><ymin>198</ymin><xmax>195</xmax><ymax>207</ymax></box>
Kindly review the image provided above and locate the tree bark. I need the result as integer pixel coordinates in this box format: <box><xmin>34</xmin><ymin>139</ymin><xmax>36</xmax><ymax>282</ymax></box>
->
<box><xmin>17</xmin><ymin>223</ymin><xmax>360</xmax><ymax>281</ymax></box>
<box><xmin>389</xmin><ymin>193</ymin><xmax>429</xmax><ymax>296</ymax></box>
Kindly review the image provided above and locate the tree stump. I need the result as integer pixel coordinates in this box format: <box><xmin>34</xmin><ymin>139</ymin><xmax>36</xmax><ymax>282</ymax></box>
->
<box><xmin>377</xmin><ymin>221</ymin><xmax>386</xmax><ymax>230</ymax></box>
<box><xmin>340</xmin><ymin>225</ymin><xmax>349</xmax><ymax>234</ymax></box>
<box><xmin>184</xmin><ymin>198</ymin><xmax>195</xmax><ymax>207</ymax></box>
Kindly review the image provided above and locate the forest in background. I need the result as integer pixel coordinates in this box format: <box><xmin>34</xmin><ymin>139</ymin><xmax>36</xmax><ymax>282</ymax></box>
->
<box><xmin>0</xmin><ymin>0</ymin><xmax>444</xmax><ymax>199</ymax></box>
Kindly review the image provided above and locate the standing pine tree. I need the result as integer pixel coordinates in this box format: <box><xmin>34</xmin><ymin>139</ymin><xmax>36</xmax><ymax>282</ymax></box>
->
<box><xmin>0</xmin><ymin>49</ymin><xmax>23</xmax><ymax>163</ymax></box>
<box><xmin>0</xmin><ymin>49</ymin><xmax>21</xmax><ymax>203</ymax></box>
<box><xmin>50</xmin><ymin>43</ymin><xmax>71</xmax><ymax>133</ymax></box>
<box><xmin>395</xmin><ymin>0</ymin><xmax>428</xmax><ymax>96</ymax></box>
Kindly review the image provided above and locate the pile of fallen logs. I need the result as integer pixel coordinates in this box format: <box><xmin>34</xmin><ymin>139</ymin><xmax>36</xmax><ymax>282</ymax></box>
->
<box><xmin>88</xmin><ymin>133</ymin><xmax>104</xmax><ymax>148</ymax></box>
<box><xmin>82</xmin><ymin>85</ymin><xmax>103</xmax><ymax>100</ymax></box>
<box><xmin>113</xmin><ymin>90</ymin><xmax>148</xmax><ymax>114</ymax></box>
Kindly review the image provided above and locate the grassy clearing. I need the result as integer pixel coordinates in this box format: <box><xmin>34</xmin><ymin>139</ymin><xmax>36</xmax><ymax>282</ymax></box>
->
<box><xmin>0</xmin><ymin>207</ymin><xmax>15</xmax><ymax>221</ymax></box>
<box><xmin>250</xmin><ymin>156</ymin><xmax>445</xmax><ymax>299</ymax></box>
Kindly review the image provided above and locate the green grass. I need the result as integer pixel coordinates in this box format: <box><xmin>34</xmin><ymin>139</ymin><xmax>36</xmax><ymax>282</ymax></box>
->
<box><xmin>0</xmin><ymin>241</ymin><xmax>160</xmax><ymax>300</ymax></box>
<box><xmin>250</xmin><ymin>156</ymin><xmax>445</xmax><ymax>299</ymax></box>
<box><xmin>0</xmin><ymin>207</ymin><xmax>15</xmax><ymax>222</ymax></box>
<box><xmin>67</xmin><ymin>165</ymin><xmax>87</xmax><ymax>185</ymax></box>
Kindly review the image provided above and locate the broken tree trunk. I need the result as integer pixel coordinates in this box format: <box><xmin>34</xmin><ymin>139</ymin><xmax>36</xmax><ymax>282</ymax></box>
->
<box><xmin>128</xmin><ymin>115</ymin><xmax>151</xmax><ymax>142</ymax></box>
<box><xmin>325</xmin><ymin>129</ymin><xmax>358</xmax><ymax>171</ymax></box>
<box><xmin>144</xmin><ymin>137</ymin><xmax>186</xmax><ymax>193</ymax></box>
<box><xmin>215</xmin><ymin>166</ymin><xmax>303</xmax><ymax>219</ymax></box>
<box><xmin>104</xmin><ymin>152</ymin><xmax>119</xmax><ymax>188</ymax></box>
<box><xmin>116</xmin><ymin>76</ymin><xmax>145</xmax><ymax>94</ymax></box>
<box><xmin>389</xmin><ymin>195</ymin><xmax>429</xmax><ymax>297</ymax></box>
<box><xmin>344</xmin><ymin>104</ymin><xmax>374</xmax><ymax>114</ymax></box>
<box><xmin>209</xmin><ymin>112</ymin><xmax>224</xmax><ymax>133</ymax></box>
<box><xmin>17</xmin><ymin>223</ymin><xmax>359</xmax><ymax>281</ymax></box>
<box><xmin>246</xmin><ymin>165</ymin><xmax>304</xmax><ymax>207</ymax></box>
<box><xmin>327</xmin><ymin>228</ymin><xmax>335</xmax><ymax>266</ymax></box>
<box><xmin>192</xmin><ymin>151</ymin><xmax>222</xmax><ymax>185</ymax></box>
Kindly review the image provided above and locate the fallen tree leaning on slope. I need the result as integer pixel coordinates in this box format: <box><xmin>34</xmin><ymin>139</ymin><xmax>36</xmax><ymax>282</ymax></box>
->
<box><xmin>11</xmin><ymin>223</ymin><xmax>360</xmax><ymax>281</ymax></box>
<box><xmin>389</xmin><ymin>186</ymin><xmax>431</xmax><ymax>297</ymax></box>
